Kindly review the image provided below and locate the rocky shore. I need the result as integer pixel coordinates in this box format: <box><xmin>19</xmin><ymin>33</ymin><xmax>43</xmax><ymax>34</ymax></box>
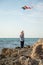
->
<box><xmin>0</xmin><ymin>39</ymin><xmax>43</xmax><ymax>65</ymax></box>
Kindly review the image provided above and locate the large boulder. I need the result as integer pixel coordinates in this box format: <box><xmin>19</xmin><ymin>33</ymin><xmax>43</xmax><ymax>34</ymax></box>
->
<box><xmin>31</xmin><ymin>39</ymin><xmax>43</xmax><ymax>59</ymax></box>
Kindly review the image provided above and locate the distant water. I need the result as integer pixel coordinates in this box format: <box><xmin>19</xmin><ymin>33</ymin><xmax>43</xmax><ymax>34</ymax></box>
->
<box><xmin>0</xmin><ymin>38</ymin><xmax>39</xmax><ymax>49</ymax></box>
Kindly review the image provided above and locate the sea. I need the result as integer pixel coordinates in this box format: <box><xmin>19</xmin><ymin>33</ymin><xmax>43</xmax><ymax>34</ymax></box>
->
<box><xmin>0</xmin><ymin>38</ymin><xmax>39</xmax><ymax>49</ymax></box>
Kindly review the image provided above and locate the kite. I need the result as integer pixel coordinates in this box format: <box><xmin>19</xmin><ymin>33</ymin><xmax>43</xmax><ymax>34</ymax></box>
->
<box><xmin>22</xmin><ymin>5</ymin><xmax>32</xmax><ymax>10</ymax></box>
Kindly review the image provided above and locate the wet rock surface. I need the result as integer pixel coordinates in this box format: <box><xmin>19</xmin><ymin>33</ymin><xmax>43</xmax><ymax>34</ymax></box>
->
<box><xmin>0</xmin><ymin>39</ymin><xmax>43</xmax><ymax>65</ymax></box>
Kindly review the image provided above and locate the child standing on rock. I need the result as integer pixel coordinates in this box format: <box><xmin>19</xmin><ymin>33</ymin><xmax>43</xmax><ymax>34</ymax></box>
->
<box><xmin>20</xmin><ymin>30</ymin><xmax>24</xmax><ymax>48</ymax></box>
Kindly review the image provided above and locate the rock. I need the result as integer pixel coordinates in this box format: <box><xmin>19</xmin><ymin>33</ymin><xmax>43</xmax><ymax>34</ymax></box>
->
<box><xmin>11</xmin><ymin>52</ymin><xmax>18</xmax><ymax>57</ymax></box>
<box><xmin>13</xmin><ymin>59</ymin><xmax>22</xmax><ymax>65</ymax></box>
<box><xmin>39</xmin><ymin>60</ymin><xmax>43</xmax><ymax>65</ymax></box>
<box><xmin>25</xmin><ymin>57</ymin><xmax>39</xmax><ymax>65</ymax></box>
<box><xmin>31</xmin><ymin>59</ymin><xmax>39</xmax><ymax>65</ymax></box>
<box><xmin>19</xmin><ymin>56</ymin><xmax>27</xmax><ymax>65</ymax></box>
<box><xmin>31</xmin><ymin>39</ymin><xmax>43</xmax><ymax>59</ymax></box>
<box><xmin>0</xmin><ymin>54</ymin><xmax>6</xmax><ymax>59</ymax></box>
<box><xmin>25</xmin><ymin>58</ymin><xmax>31</xmax><ymax>65</ymax></box>
<box><xmin>2</xmin><ymin>48</ymin><xmax>13</xmax><ymax>57</ymax></box>
<box><xmin>15</xmin><ymin>47</ymin><xmax>21</xmax><ymax>49</ymax></box>
<box><xmin>26</xmin><ymin>45</ymin><xmax>31</xmax><ymax>48</ymax></box>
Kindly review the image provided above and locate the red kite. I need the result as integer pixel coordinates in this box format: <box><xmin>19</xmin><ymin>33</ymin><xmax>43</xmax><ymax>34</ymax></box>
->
<box><xmin>22</xmin><ymin>5</ymin><xmax>31</xmax><ymax>10</ymax></box>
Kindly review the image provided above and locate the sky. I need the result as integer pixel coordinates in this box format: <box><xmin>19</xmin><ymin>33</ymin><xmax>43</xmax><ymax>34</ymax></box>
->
<box><xmin>0</xmin><ymin>0</ymin><xmax>43</xmax><ymax>38</ymax></box>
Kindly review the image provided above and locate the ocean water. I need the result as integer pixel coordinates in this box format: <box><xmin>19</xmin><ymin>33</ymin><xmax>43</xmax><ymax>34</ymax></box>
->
<box><xmin>0</xmin><ymin>38</ymin><xmax>39</xmax><ymax>48</ymax></box>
